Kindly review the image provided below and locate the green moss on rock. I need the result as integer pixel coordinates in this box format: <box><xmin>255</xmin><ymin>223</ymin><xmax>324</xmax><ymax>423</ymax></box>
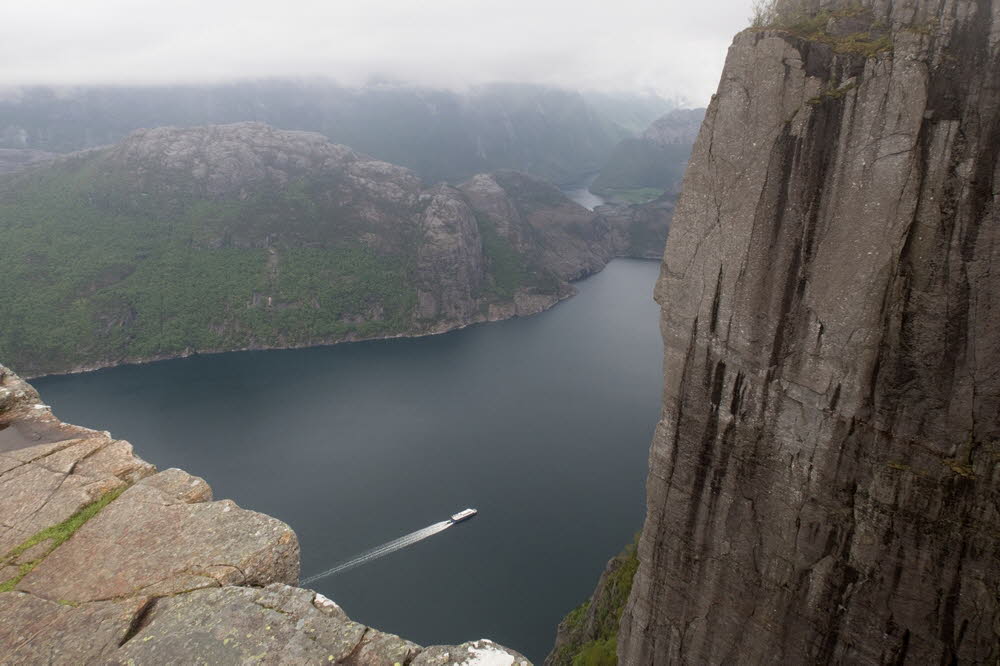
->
<box><xmin>753</xmin><ymin>3</ymin><xmax>893</xmax><ymax>58</ymax></box>
<box><xmin>546</xmin><ymin>535</ymin><xmax>639</xmax><ymax>666</ymax></box>
<box><xmin>0</xmin><ymin>485</ymin><xmax>126</xmax><ymax>592</ymax></box>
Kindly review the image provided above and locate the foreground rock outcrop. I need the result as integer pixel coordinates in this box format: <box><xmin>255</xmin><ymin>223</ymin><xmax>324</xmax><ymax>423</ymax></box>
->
<box><xmin>0</xmin><ymin>363</ymin><xmax>530</xmax><ymax>664</ymax></box>
<box><xmin>620</xmin><ymin>0</ymin><xmax>1000</xmax><ymax>663</ymax></box>
<box><xmin>0</xmin><ymin>122</ymin><xmax>666</xmax><ymax>378</ymax></box>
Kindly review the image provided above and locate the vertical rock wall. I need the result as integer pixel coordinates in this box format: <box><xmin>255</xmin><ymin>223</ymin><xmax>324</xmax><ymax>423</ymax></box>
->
<box><xmin>621</xmin><ymin>0</ymin><xmax>999</xmax><ymax>663</ymax></box>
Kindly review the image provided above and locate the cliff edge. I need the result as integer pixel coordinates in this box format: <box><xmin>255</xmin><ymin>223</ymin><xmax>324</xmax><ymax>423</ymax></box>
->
<box><xmin>0</xmin><ymin>363</ymin><xmax>530</xmax><ymax>665</ymax></box>
<box><xmin>621</xmin><ymin>0</ymin><xmax>999</xmax><ymax>663</ymax></box>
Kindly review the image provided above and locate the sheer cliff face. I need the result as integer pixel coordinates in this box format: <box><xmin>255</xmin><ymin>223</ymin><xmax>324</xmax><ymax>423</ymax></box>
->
<box><xmin>621</xmin><ymin>1</ymin><xmax>999</xmax><ymax>663</ymax></box>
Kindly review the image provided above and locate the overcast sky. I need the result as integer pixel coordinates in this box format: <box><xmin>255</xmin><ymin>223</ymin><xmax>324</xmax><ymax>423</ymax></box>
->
<box><xmin>1</xmin><ymin>0</ymin><xmax>753</xmax><ymax>105</ymax></box>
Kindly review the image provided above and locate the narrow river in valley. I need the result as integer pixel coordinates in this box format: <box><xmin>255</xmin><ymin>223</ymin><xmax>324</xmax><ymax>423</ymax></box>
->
<box><xmin>561</xmin><ymin>172</ymin><xmax>606</xmax><ymax>210</ymax></box>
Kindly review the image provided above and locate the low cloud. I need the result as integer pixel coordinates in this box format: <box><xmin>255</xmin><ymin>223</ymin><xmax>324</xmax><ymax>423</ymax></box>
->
<box><xmin>0</xmin><ymin>0</ymin><xmax>754</xmax><ymax>104</ymax></box>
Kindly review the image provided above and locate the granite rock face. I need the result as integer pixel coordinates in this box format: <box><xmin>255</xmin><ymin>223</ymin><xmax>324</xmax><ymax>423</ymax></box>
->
<box><xmin>0</xmin><ymin>363</ymin><xmax>530</xmax><ymax>664</ymax></box>
<box><xmin>620</xmin><ymin>0</ymin><xmax>1000</xmax><ymax>663</ymax></box>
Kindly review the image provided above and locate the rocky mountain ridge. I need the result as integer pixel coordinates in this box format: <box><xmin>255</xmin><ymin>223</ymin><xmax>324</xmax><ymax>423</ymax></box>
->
<box><xmin>0</xmin><ymin>122</ymin><xmax>667</xmax><ymax>377</ymax></box>
<box><xmin>620</xmin><ymin>0</ymin><xmax>999</xmax><ymax>663</ymax></box>
<box><xmin>0</xmin><ymin>362</ymin><xmax>530</xmax><ymax>664</ymax></box>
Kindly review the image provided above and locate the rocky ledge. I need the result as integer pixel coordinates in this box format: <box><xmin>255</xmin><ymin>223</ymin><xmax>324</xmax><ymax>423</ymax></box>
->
<box><xmin>0</xmin><ymin>363</ymin><xmax>530</xmax><ymax>665</ymax></box>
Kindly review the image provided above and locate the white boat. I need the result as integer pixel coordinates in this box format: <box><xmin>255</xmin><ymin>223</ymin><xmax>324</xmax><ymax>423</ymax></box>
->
<box><xmin>450</xmin><ymin>508</ymin><xmax>478</xmax><ymax>523</ymax></box>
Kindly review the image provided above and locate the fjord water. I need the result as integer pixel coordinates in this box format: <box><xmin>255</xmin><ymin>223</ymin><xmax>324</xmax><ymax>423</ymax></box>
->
<box><xmin>34</xmin><ymin>259</ymin><xmax>662</xmax><ymax>661</ymax></box>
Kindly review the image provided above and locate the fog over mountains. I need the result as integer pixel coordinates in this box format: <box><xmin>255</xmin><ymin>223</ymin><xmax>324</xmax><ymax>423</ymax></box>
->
<box><xmin>1</xmin><ymin>0</ymin><xmax>751</xmax><ymax>102</ymax></box>
<box><xmin>0</xmin><ymin>81</ymin><xmax>675</xmax><ymax>186</ymax></box>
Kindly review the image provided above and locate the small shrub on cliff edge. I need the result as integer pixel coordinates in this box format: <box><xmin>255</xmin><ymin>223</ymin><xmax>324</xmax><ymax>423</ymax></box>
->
<box><xmin>751</xmin><ymin>0</ymin><xmax>816</xmax><ymax>27</ymax></box>
<box><xmin>750</xmin><ymin>0</ymin><xmax>779</xmax><ymax>27</ymax></box>
<box><xmin>750</xmin><ymin>1</ymin><xmax>892</xmax><ymax>58</ymax></box>
<box><xmin>548</xmin><ymin>535</ymin><xmax>640</xmax><ymax>665</ymax></box>
<box><xmin>572</xmin><ymin>638</ymin><xmax>618</xmax><ymax>666</ymax></box>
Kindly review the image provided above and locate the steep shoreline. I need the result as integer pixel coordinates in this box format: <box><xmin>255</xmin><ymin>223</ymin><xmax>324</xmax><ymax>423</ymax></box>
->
<box><xmin>1</xmin><ymin>123</ymin><xmax>671</xmax><ymax>378</ymax></box>
<box><xmin>21</xmin><ymin>285</ymin><xmax>572</xmax><ymax>380</ymax></box>
<box><xmin>22</xmin><ymin>255</ymin><xmax>666</xmax><ymax>381</ymax></box>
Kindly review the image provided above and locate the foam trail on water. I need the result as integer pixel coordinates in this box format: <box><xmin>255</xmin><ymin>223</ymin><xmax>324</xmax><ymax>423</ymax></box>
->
<box><xmin>302</xmin><ymin>520</ymin><xmax>453</xmax><ymax>584</ymax></box>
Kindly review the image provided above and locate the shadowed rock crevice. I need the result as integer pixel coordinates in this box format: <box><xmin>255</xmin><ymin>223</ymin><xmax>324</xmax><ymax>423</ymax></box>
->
<box><xmin>116</xmin><ymin>597</ymin><xmax>158</xmax><ymax>648</ymax></box>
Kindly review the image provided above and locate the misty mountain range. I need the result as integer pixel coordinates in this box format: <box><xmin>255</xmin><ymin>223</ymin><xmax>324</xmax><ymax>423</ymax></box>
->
<box><xmin>0</xmin><ymin>80</ymin><xmax>674</xmax><ymax>186</ymax></box>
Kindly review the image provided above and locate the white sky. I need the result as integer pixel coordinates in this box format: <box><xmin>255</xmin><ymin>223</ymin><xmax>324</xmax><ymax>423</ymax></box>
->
<box><xmin>0</xmin><ymin>0</ymin><xmax>754</xmax><ymax>105</ymax></box>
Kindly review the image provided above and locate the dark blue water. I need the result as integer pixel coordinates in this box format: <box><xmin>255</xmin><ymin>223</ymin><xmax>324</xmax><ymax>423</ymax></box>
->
<box><xmin>34</xmin><ymin>259</ymin><xmax>662</xmax><ymax>661</ymax></box>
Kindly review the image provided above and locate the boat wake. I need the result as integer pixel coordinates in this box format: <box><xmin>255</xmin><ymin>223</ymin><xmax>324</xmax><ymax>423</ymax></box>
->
<box><xmin>301</xmin><ymin>520</ymin><xmax>454</xmax><ymax>585</ymax></box>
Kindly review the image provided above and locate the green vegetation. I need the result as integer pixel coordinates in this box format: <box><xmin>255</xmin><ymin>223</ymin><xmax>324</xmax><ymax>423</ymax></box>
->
<box><xmin>0</xmin><ymin>154</ymin><xmax>426</xmax><ymax>375</ymax></box>
<box><xmin>0</xmin><ymin>486</ymin><xmax>127</xmax><ymax>592</ymax></box>
<box><xmin>598</xmin><ymin>188</ymin><xmax>666</xmax><ymax>205</ymax></box>
<box><xmin>474</xmin><ymin>211</ymin><xmax>562</xmax><ymax>302</ymax></box>
<box><xmin>751</xmin><ymin>1</ymin><xmax>893</xmax><ymax>58</ymax></box>
<box><xmin>548</xmin><ymin>535</ymin><xmax>640</xmax><ymax>666</ymax></box>
<box><xmin>572</xmin><ymin>639</ymin><xmax>618</xmax><ymax>666</ymax></box>
<box><xmin>0</xmin><ymin>144</ymin><xmax>580</xmax><ymax>375</ymax></box>
<box><xmin>476</xmin><ymin>215</ymin><xmax>533</xmax><ymax>300</ymax></box>
<box><xmin>821</xmin><ymin>31</ymin><xmax>892</xmax><ymax>58</ymax></box>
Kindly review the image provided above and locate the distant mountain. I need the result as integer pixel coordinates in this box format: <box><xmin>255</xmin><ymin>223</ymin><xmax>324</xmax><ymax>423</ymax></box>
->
<box><xmin>0</xmin><ymin>123</ymin><xmax>666</xmax><ymax>376</ymax></box>
<box><xmin>0</xmin><ymin>148</ymin><xmax>56</xmax><ymax>175</ymax></box>
<box><xmin>591</xmin><ymin>107</ymin><xmax>705</xmax><ymax>201</ymax></box>
<box><xmin>640</xmin><ymin>107</ymin><xmax>706</xmax><ymax>145</ymax></box>
<box><xmin>581</xmin><ymin>91</ymin><xmax>679</xmax><ymax>134</ymax></box>
<box><xmin>0</xmin><ymin>82</ymin><xmax>673</xmax><ymax>186</ymax></box>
